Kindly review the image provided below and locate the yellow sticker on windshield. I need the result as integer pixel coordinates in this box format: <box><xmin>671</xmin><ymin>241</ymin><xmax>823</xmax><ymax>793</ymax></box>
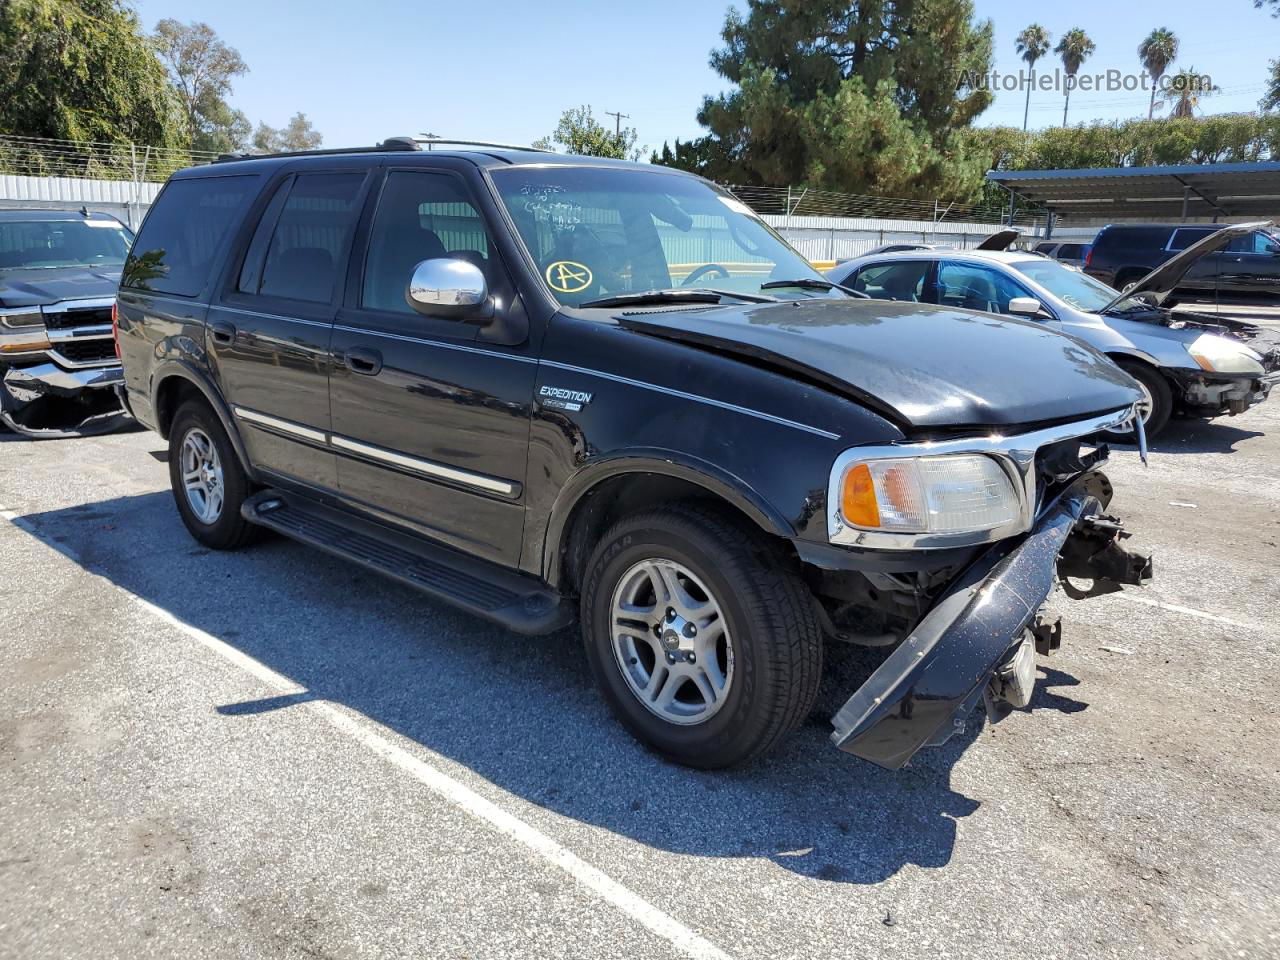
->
<box><xmin>545</xmin><ymin>260</ymin><xmax>593</xmax><ymax>293</ymax></box>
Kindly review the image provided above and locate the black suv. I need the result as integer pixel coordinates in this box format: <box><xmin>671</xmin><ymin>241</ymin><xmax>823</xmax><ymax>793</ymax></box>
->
<box><xmin>117</xmin><ymin>139</ymin><xmax>1152</xmax><ymax>770</ymax></box>
<box><xmin>1085</xmin><ymin>222</ymin><xmax>1280</xmax><ymax>305</ymax></box>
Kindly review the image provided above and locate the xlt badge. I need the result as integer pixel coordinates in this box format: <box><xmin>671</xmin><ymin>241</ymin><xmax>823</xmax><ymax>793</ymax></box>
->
<box><xmin>539</xmin><ymin>385</ymin><xmax>593</xmax><ymax>412</ymax></box>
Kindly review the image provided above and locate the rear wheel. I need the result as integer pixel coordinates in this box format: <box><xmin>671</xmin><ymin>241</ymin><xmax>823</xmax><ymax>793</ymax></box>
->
<box><xmin>168</xmin><ymin>401</ymin><xmax>260</xmax><ymax>550</ymax></box>
<box><xmin>580</xmin><ymin>504</ymin><xmax>822</xmax><ymax>769</ymax></box>
<box><xmin>1100</xmin><ymin>360</ymin><xmax>1173</xmax><ymax>441</ymax></box>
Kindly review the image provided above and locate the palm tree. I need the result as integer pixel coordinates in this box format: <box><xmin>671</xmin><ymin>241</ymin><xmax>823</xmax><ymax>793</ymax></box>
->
<box><xmin>1159</xmin><ymin>67</ymin><xmax>1219</xmax><ymax>117</ymax></box>
<box><xmin>1138</xmin><ymin>28</ymin><xmax>1179</xmax><ymax>119</ymax></box>
<box><xmin>1055</xmin><ymin>28</ymin><xmax>1096</xmax><ymax>127</ymax></box>
<box><xmin>1015</xmin><ymin>24</ymin><xmax>1052</xmax><ymax>131</ymax></box>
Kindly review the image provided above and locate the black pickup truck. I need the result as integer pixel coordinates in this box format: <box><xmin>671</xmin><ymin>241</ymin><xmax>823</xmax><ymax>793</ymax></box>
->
<box><xmin>116</xmin><ymin>140</ymin><xmax>1152</xmax><ymax>770</ymax></box>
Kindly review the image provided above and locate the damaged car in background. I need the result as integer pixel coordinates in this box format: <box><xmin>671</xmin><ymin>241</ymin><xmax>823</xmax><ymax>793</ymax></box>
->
<box><xmin>828</xmin><ymin>221</ymin><xmax>1280</xmax><ymax>439</ymax></box>
<box><xmin>119</xmin><ymin>146</ymin><xmax>1154</xmax><ymax>770</ymax></box>
<box><xmin>0</xmin><ymin>209</ymin><xmax>133</xmax><ymax>438</ymax></box>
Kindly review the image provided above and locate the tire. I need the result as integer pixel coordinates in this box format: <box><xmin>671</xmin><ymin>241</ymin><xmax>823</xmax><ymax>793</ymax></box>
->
<box><xmin>168</xmin><ymin>400</ymin><xmax>260</xmax><ymax>550</ymax></box>
<box><xmin>1100</xmin><ymin>360</ymin><xmax>1173</xmax><ymax>441</ymax></box>
<box><xmin>580</xmin><ymin>503</ymin><xmax>822</xmax><ymax>769</ymax></box>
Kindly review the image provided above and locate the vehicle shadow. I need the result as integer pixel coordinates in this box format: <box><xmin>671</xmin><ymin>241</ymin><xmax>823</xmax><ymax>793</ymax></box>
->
<box><xmin>1110</xmin><ymin>418</ymin><xmax>1264</xmax><ymax>456</ymax></box>
<box><xmin>13</xmin><ymin>488</ymin><xmax>991</xmax><ymax>886</ymax></box>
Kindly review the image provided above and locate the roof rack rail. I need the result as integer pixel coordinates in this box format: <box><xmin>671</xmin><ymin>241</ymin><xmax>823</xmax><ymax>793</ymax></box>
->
<box><xmin>213</xmin><ymin>140</ymin><xmax>422</xmax><ymax>164</ymax></box>
<box><xmin>209</xmin><ymin>136</ymin><xmax>552</xmax><ymax>165</ymax></box>
<box><xmin>411</xmin><ymin>134</ymin><xmax>554</xmax><ymax>154</ymax></box>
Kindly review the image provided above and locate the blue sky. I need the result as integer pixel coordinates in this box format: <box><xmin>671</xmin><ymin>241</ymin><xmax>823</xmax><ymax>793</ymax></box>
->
<box><xmin>131</xmin><ymin>0</ymin><xmax>1278</xmax><ymax>152</ymax></box>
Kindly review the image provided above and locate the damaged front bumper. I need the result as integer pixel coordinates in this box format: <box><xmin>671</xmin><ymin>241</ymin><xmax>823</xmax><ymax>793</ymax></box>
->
<box><xmin>1</xmin><ymin>361</ymin><xmax>128</xmax><ymax>438</ymax></box>
<box><xmin>1170</xmin><ymin>366</ymin><xmax>1280</xmax><ymax>418</ymax></box>
<box><xmin>830</xmin><ymin>471</ymin><xmax>1151</xmax><ymax>769</ymax></box>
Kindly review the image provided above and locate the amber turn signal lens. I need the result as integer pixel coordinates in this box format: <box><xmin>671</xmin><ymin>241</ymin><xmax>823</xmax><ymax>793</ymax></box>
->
<box><xmin>841</xmin><ymin>463</ymin><xmax>880</xmax><ymax>528</ymax></box>
<box><xmin>0</xmin><ymin>337</ymin><xmax>52</xmax><ymax>353</ymax></box>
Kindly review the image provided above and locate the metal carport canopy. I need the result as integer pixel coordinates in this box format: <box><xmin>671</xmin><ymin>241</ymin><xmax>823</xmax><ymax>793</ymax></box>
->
<box><xmin>985</xmin><ymin>162</ymin><xmax>1280</xmax><ymax>222</ymax></box>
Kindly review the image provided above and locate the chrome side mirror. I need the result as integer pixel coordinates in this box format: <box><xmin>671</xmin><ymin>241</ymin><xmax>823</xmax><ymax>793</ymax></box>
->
<box><xmin>1008</xmin><ymin>296</ymin><xmax>1046</xmax><ymax>319</ymax></box>
<box><xmin>405</xmin><ymin>258</ymin><xmax>491</xmax><ymax>320</ymax></box>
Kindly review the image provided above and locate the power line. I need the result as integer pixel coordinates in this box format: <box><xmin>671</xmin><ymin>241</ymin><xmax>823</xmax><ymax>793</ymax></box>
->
<box><xmin>603</xmin><ymin>110</ymin><xmax>630</xmax><ymax>136</ymax></box>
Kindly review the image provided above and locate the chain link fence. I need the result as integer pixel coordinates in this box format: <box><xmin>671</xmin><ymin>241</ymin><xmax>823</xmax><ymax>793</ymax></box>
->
<box><xmin>0</xmin><ymin>135</ymin><xmax>220</xmax><ymax>183</ymax></box>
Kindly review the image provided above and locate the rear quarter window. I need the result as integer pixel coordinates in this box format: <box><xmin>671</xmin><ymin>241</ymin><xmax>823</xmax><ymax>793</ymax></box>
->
<box><xmin>123</xmin><ymin>175</ymin><xmax>255</xmax><ymax>296</ymax></box>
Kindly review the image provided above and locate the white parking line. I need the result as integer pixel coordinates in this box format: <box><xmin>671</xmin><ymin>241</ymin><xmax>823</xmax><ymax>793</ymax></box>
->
<box><xmin>1</xmin><ymin>508</ymin><xmax>734</xmax><ymax>960</ymax></box>
<box><xmin>1112</xmin><ymin>592</ymin><xmax>1256</xmax><ymax>630</ymax></box>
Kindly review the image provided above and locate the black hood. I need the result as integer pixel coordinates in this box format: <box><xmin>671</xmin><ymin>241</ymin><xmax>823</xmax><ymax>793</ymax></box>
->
<box><xmin>618</xmin><ymin>298</ymin><xmax>1141</xmax><ymax>431</ymax></box>
<box><xmin>0</xmin><ymin>266</ymin><xmax>122</xmax><ymax>308</ymax></box>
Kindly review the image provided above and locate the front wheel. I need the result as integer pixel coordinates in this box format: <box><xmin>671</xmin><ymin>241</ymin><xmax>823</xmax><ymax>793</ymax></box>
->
<box><xmin>580</xmin><ymin>505</ymin><xmax>822</xmax><ymax>769</ymax></box>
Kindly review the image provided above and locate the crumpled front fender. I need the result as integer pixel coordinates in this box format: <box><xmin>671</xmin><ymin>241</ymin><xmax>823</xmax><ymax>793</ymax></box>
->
<box><xmin>830</xmin><ymin>473</ymin><xmax>1150</xmax><ymax>769</ymax></box>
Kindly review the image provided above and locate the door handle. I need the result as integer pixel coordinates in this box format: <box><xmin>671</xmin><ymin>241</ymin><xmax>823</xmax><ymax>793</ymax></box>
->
<box><xmin>209</xmin><ymin>321</ymin><xmax>236</xmax><ymax>346</ymax></box>
<box><xmin>344</xmin><ymin>347</ymin><xmax>383</xmax><ymax>376</ymax></box>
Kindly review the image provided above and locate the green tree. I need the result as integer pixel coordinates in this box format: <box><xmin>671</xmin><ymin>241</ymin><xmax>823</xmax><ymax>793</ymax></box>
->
<box><xmin>1138</xmin><ymin>28</ymin><xmax>1179</xmax><ymax>120</ymax></box>
<box><xmin>0</xmin><ymin>0</ymin><xmax>185</xmax><ymax>145</ymax></box>
<box><xmin>252</xmin><ymin>113</ymin><xmax>323</xmax><ymax>153</ymax></box>
<box><xmin>685</xmin><ymin>0</ymin><xmax>995</xmax><ymax>200</ymax></box>
<box><xmin>1159</xmin><ymin>68</ymin><xmax>1219</xmax><ymax>118</ymax></box>
<box><xmin>1014</xmin><ymin>24</ymin><xmax>1051</xmax><ymax>132</ymax></box>
<box><xmin>534</xmin><ymin>105</ymin><xmax>642</xmax><ymax>160</ymax></box>
<box><xmin>1261</xmin><ymin>59</ymin><xmax>1280</xmax><ymax>111</ymax></box>
<box><xmin>153</xmin><ymin>19</ymin><xmax>250</xmax><ymax>153</ymax></box>
<box><xmin>1054</xmin><ymin>28</ymin><xmax>1096</xmax><ymax>127</ymax></box>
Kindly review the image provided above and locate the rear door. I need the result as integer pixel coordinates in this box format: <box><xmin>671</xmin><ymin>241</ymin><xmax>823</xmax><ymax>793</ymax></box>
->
<box><xmin>208</xmin><ymin>162</ymin><xmax>374</xmax><ymax>493</ymax></box>
<box><xmin>328</xmin><ymin>166</ymin><xmax>536</xmax><ymax>568</ymax></box>
<box><xmin>1164</xmin><ymin>227</ymin><xmax>1218</xmax><ymax>302</ymax></box>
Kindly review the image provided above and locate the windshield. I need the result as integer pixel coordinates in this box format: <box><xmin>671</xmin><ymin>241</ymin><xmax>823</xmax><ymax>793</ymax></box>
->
<box><xmin>1008</xmin><ymin>257</ymin><xmax>1121</xmax><ymax>312</ymax></box>
<box><xmin>490</xmin><ymin>166</ymin><xmax>827</xmax><ymax>306</ymax></box>
<box><xmin>0</xmin><ymin>217</ymin><xmax>132</xmax><ymax>271</ymax></box>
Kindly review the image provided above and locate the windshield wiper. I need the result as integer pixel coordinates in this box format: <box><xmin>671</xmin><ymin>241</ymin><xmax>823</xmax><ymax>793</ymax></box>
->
<box><xmin>578</xmin><ymin>287</ymin><xmax>778</xmax><ymax>309</ymax></box>
<box><xmin>579</xmin><ymin>290</ymin><xmax>722</xmax><ymax>309</ymax></box>
<box><xmin>760</xmin><ymin>277</ymin><xmax>870</xmax><ymax>299</ymax></box>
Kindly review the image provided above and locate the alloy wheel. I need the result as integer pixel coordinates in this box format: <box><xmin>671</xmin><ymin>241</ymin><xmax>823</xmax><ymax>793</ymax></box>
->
<box><xmin>180</xmin><ymin>427</ymin><xmax>224</xmax><ymax>524</ymax></box>
<box><xmin>609</xmin><ymin>558</ymin><xmax>734</xmax><ymax>725</ymax></box>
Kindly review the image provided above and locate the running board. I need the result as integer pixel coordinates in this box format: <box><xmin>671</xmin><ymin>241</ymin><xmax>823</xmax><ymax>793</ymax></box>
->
<box><xmin>241</xmin><ymin>489</ymin><xmax>572</xmax><ymax>635</ymax></box>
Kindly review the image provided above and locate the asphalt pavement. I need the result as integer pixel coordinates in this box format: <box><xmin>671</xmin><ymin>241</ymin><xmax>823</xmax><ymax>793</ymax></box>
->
<box><xmin>2</xmin><ymin>402</ymin><xmax>1278</xmax><ymax>960</ymax></box>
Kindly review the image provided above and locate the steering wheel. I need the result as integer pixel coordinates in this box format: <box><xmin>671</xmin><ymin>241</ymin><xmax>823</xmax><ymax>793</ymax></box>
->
<box><xmin>681</xmin><ymin>263</ymin><xmax>731</xmax><ymax>286</ymax></box>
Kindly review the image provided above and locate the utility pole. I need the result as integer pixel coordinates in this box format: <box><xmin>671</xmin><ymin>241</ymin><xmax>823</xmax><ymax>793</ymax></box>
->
<box><xmin>604</xmin><ymin>110</ymin><xmax>630</xmax><ymax>136</ymax></box>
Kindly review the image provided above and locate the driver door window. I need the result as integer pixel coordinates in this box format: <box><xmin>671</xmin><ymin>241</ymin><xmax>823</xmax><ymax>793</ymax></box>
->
<box><xmin>936</xmin><ymin>262</ymin><xmax>1030</xmax><ymax>315</ymax></box>
<box><xmin>1226</xmin><ymin>231</ymin><xmax>1280</xmax><ymax>256</ymax></box>
<box><xmin>361</xmin><ymin>171</ymin><xmax>493</xmax><ymax>315</ymax></box>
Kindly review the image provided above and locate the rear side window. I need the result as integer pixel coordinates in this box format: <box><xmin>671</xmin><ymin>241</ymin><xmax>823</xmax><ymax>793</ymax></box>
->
<box><xmin>1167</xmin><ymin>228</ymin><xmax>1215</xmax><ymax>251</ymax></box>
<box><xmin>1056</xmin><ymin>243</ymin><xmax>1083</xmax><ymax>258</ymax></box>
<box><xmin>123</xmin><ymin>176</ymin><xmax>253</xmax><ymax>295</ymax></box>
<box><xmin>242</xmin><ymin>173</ymin><xmax>365</xmax><ymax>304</ymax></box>
<box><xmin>850</xmin><ymin>261</ymin><xmax>930</xmax><ymax>302</ymax></box>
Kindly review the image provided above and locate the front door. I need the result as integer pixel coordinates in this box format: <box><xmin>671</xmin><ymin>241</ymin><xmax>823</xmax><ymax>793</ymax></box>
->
<box><xmin>1216</xmin><ymin>229</ymin><xmax>1280</xmax><ymax>306</ymax></box>
<box><xmin>328</xmin><ymin>168</ymin><xmax>536</xmax><ymax>568</ymax></box>
<box><xmin>208</xmin><ymin>165</ymin><xmax>372</xmax><ymax>493</ymax></box>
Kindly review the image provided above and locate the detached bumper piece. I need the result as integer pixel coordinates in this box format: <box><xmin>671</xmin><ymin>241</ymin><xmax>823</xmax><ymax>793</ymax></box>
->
<box><xmin>830</xmin><ymin>473</ymin><xmax>1151</xmax><ymax>770</ymax></box>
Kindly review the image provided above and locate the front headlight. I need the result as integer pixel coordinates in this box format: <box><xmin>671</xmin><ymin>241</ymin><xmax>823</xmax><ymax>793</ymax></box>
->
<box><xmin>837</xmin><ymin>454</ymin><xmax>1021</xmax><ymax>537</ymax></box>
<box><xmin>1186</xmin><ymin>334</ymin><xmax>1265</xmax><ymax>376</ymax></box>
<box><xmin>0</xmin><ymin>306</ymin><xmax>44</xmax><ymax>330</ymax></box>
